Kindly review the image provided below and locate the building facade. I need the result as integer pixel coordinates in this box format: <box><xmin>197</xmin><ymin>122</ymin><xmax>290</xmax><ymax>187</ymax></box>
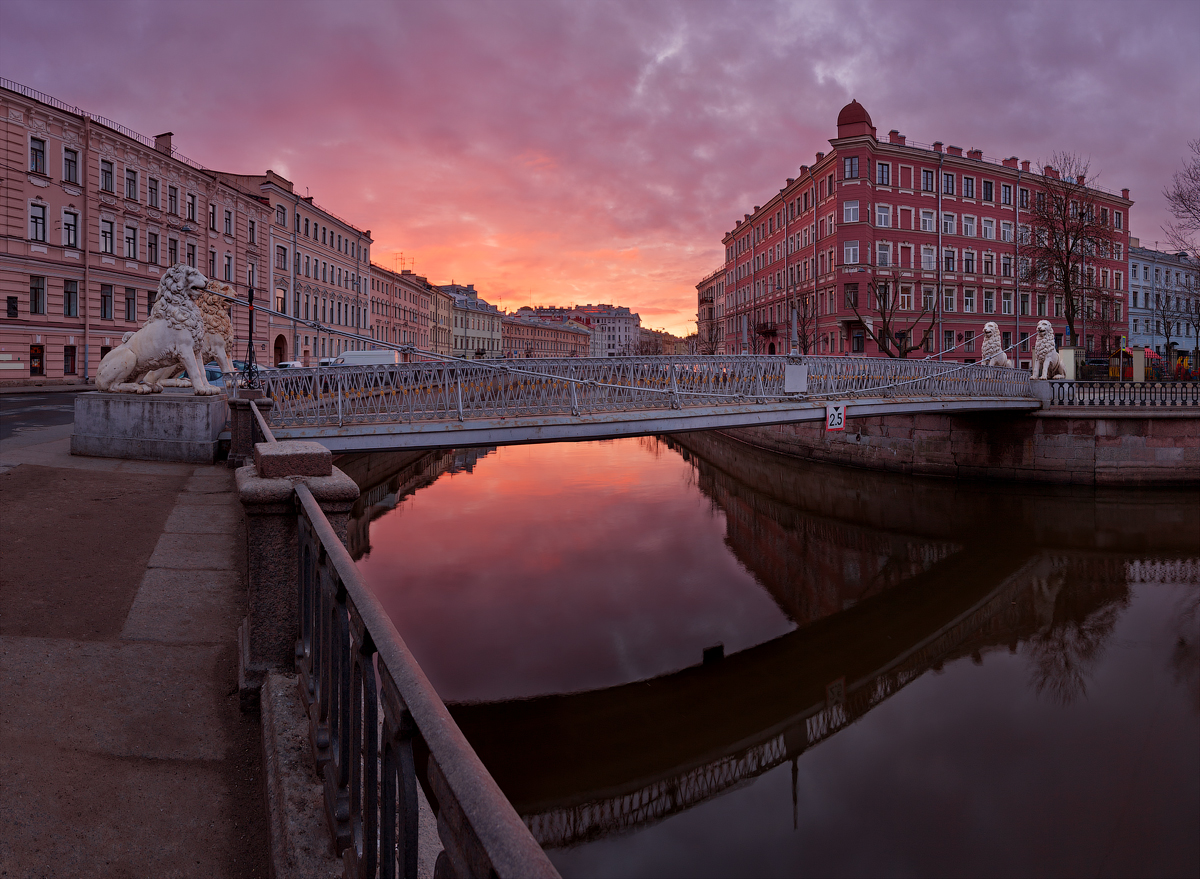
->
<box><xmin>696</xmin><ymin>267</ymin><xmax>725</xmax><ymax>354</ymax></box>
<box><xmin>1128</xmin><ymin>241</ymin><xmax>1197</xmax><ymax>364</ymax></box>
<box><xmin>502</xmin><ymin>310</ymin><xmax>591</xmax><ymax>357</ymax></box>
<box><xmin>528</xmin><ymin>304</ymin><xmax>641</xmax><ymax>357</ymax></box>
<box><xmin>369</xmin><ymin>264</ymin><xmax>432</xmax><ymax>355</ymax></box>
<box><xmin>715</xmin><ymin>100</ymin><xmax>1132</xmax><ymax>366</ymax></box>
<box><xmin>431</xmin><ymin>286</ymin><xmax>453</xmax><ymax>356</ymax></box>
<box><xmin>1</xmin><ymin>80</ymin><xmax>275</xmax><ymax>384</ymax></box>
<box><xmin>444</xmin><ymin>283</ymin><xmax>502</xmax><ymax>358</ymax></box>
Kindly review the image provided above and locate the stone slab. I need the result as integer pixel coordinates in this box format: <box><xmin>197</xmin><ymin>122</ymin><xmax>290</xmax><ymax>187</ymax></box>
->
<box><xmin>164</xmin><ymin>501</ymin><xmax>243</xmax><ymax>534</ymax></box>
<box><xmin>0</xmin><ymin>636</ymin><xmax>229</xmax><ymax>760</ymax></box>
<box><xmin>148</xmin><ymin>532</ymin><xmax>239</xmax><ymax>571</ymax></box>
<box><xmin>71</xmin><ymin>391</ymin><xmax>228</xmax><ymax>464</ymax></box>
<box><xmin>120</xmin><ymin>568</ymin><xmax>243</xmax><ymax>644</ymax></box>
<box><xmin>255</xmin><ymin>440</ymin><xmax>333</xmax><ymax>479</ymax></box>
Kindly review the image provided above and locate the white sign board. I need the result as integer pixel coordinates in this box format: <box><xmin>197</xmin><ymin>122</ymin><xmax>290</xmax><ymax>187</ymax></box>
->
<box><xmin>784</xmin><ymin>364</ymin><xmax>809</xmax><ymax>394</ymax></box>
<box><xmin>825</xmin><ymin>403</ymin><xmax>846</xmax><ymax>431</ymax></box>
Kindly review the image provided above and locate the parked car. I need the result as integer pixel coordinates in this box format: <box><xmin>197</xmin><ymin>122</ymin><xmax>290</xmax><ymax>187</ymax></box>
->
<box><xmin>275</xmin><ymin>360</ymin><xmax>305</xmax><ymax>369</ymax></box>
<box><xmin>173</xmin><ymin>362</ymin><xmax>225</xmax><ymax>387</ymax></box>
<box><xmin>333</xmin><ymin>349</ymin><xmax>402</xmax><ymax>367</ymax></box>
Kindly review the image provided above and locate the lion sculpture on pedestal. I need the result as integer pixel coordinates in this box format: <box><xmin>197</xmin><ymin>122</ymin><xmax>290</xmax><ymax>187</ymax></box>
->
<box><xmin>96</xmin><ymin>265</ymin><xmax>221</xmax><ymax>395</ymax></box>
<box><xmin>1031</xmin><ymin>319</ymin><xmax>1067</xmax><ymax>380</ymax></box>
<box><xmin>140</xmin><ymin>280</ymin><xmax>237</xmax><ymax>388</ymax></box>
<box><xmin>980</xmin><ymin>321</ymin><xmax>1011</xmax><ymax>368</ymax></box>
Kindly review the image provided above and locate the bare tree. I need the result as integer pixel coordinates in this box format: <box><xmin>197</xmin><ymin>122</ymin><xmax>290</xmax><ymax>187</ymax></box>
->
<box><xmin>1153</xmin><ymin>287</ymin><xmax>1191</xmax><ymax>370</ymax></box>
<box><xmin>847</xmin><ymin>270</ymin><xmax>936</xmax><ymax>358</ymax></box>
<box><xmin>696</xmin><ymin>319</ymin><xmax>723</xmax><ymax>355</ymax></box>
<box><xmin>792</xmin><ymin>289</ymin><xmax>818</xmax><ymax>355</ymax></box>
<box><xmin>1021</xmin><ymin>153</ymin><xmax>1117</xmax><ymax>347</ymax></box>
<box><xmin>1163</xmin><ymin>139</ymin><xmax>1200</xmax><ymax>262</ymax></box>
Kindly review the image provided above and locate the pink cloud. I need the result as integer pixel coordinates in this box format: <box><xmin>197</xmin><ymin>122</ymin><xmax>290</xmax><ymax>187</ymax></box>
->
<box><xmin>4</xmin><ymin>0</ymin><xmax>1197</xmax><ymax>335</ymax></box>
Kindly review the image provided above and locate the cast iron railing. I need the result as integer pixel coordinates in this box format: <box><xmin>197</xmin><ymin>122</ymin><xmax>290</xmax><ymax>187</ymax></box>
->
<box><xmin>1047</xmin><ymin>381</ymin><xmax>1200</xmax><ymax>407</ymax></box>
<box><xmin>294</xmin><ymin>482</ymin><xmax>558</xmax><ymax>879</ymax></box>
<box><xmin>260</xmin><ymin>355</ymin><xmax>1033</xmax><ymax>428</ymax></box>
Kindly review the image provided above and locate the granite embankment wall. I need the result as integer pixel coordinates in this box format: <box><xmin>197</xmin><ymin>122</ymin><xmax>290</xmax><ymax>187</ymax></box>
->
<box><xmin>721</xmin><ymin>410</ymin><xmax>1199</xmax><ymax>486</ymax></box>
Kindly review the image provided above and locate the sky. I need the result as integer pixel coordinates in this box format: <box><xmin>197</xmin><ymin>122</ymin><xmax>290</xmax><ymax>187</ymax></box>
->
<box><xmin>3</xmin><ymin>0</ymin><xmax>1197</xmax><ymax>336</ymax></box>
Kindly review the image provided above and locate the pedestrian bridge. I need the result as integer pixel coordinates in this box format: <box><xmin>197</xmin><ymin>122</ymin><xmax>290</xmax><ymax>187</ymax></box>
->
<box><xmin>258</xmin><ymin>355</ymin><xmax>1039</xmax><ymax>452</ymax></box>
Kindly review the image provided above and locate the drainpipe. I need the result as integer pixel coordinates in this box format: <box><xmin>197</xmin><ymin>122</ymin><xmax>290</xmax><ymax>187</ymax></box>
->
<box><xmin>82</xmin><ymin>114</ymin><xmax>91</xmax><ymax>382</ymax></box>
<box><xmin>937</xmin><ymin>149</ymin><xmax>943</xmax><ymax>359</ymax></box>
<box><xmin>1014</xmin><ymin>165</ymin><xmax>1021</xmax><ymax>366</ymax></box>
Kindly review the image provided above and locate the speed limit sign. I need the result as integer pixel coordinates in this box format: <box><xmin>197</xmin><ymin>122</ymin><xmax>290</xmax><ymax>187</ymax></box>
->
<box><xmin>826</xmin><ymin>403</ymin><xmax>846</xmax><ymax>431</ymax></box>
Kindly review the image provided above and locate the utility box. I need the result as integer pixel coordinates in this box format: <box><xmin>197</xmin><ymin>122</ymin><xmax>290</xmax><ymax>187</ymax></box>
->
<box><xmin>1058</xmin><ymin>347</ymin><xmax>1084</xmax><ymax>381</ymax></box>
<box><xmin>784</xmin><ymin>364</ymin><xmax>808</xmax><ymax>393</ymax></box>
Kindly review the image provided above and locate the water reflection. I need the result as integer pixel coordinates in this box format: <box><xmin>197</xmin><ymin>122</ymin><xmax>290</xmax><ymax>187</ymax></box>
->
<box><xmin>344</xmin><ymin>433</ymin><xmax>1199</xmax><ymax>878</ymax></box>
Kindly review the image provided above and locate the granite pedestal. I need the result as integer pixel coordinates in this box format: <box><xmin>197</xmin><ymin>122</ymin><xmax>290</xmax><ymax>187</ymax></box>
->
<box><xmin>71</xmin><ymin>391</ymin><xmax>228</xmax><ymax>464</ymax></box>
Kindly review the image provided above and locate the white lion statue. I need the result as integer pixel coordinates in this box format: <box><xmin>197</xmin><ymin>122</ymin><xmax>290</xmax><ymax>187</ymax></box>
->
<box><xmin>96</xmin><ymin>265</ymin><xmax>221</xmax><ymax>395</ymax></box>
<box><xmin>1031</xmin><ymin>319</ymin><xmax>1067</xmax><ymax>380</ymax></box>
<box><xmin>980</xmin><ymin>321</ymin><xmax>1011</xmax><ymax>368</ymax></box>
<box><xmin>140</xmin><ymin>280</ymin><xmax>237</xmax><ymax>388</ymax></box>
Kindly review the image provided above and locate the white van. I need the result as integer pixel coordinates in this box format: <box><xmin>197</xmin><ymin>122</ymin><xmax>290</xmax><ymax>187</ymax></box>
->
<box><xmin>332</xmin><ymin>349</ymin><xmax>402</xmax><ymax>367</ymax></box>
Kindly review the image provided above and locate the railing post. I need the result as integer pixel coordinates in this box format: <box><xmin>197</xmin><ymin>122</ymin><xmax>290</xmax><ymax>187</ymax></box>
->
<box><xmin>456</xmin><ymin>369</ymin><xmax>464</xmax><ymax>422</ymax></box>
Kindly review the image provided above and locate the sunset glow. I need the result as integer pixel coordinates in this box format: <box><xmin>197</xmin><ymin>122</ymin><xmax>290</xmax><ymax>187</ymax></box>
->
<box><xmin>5</xmin><ymin>0</ymin><xmax>1196</xmax><ymax>335</ymax></box>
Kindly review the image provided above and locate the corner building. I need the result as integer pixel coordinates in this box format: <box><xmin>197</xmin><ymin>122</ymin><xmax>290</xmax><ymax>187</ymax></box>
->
<box><xmin>719</xmin><ymin>101</ymin><xmax>1132</xmax><ymax>366</ymax></box>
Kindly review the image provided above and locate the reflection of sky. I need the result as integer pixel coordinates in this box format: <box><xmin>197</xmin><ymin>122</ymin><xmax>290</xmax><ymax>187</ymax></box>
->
<box><xmin>358</xmin><ymin>439</ymin><xmax>795</xmax><ymax>701</ymax></box>
<box><xmin>550</xmin><ymin>582</ymin><xmax>1200</xmax><ymax>879</ymax></box>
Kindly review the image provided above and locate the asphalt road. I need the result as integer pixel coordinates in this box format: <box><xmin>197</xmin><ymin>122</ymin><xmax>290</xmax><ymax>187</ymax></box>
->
<box><xmin>0</xmin><ymin>393</ymin><xmax>81</xmax><ymax>441</ymax></box>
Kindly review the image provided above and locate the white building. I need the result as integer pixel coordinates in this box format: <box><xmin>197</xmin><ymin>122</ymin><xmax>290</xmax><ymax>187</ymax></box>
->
<box><xmin>444</xmin><ymin>283</ymin><xmax>502</xmax><ymax>358</ymax></box>
<box><xmin>1128</xmin><ymin>240</ymin><xmax>1197</xmax><ymax>364</ymax></box>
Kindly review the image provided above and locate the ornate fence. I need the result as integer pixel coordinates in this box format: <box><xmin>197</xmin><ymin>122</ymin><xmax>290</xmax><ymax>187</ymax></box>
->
<box><xmin>261</xmin><ymin>356</ymin><xmax>1032</xmax><ymax>428</ymax></box>
<box><xmin>293</xmin><ymin>481</ymin><xmax>558</xmax><ymax>878</ymax></box>
<box><xmin>1047</xmin><ymin>380</ymin><xmax>1200</xmax><ymax>407</ymax></box>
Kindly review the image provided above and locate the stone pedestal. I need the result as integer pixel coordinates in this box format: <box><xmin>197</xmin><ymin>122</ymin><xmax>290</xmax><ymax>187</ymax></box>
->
<box><xmin>236</xmin><ymin>442</ymin><xmax>359</xmax><ymax>708</ymax></box>
<box><xmin>228</xmin><ymin>397</ymin><xmax>274</xmax><ymax>469</ymax></box>
<box><xmin>71</xmin><ymin>391</ymin><xmax>228</xmax><ymax>463</ymax></box>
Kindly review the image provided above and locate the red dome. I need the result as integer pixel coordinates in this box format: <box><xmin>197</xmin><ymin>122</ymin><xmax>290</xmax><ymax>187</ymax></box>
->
<box><xmin>837</xmin><ymin>100</ymin><xmax>872</xmax><ymax>128</ymax></box>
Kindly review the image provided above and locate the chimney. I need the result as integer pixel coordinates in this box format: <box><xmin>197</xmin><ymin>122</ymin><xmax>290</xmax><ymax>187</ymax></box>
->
<box><xmin>787</xmin><ymin>177</ymin><xmax>795</xmax><ymax>185</ymax></box>
<box><xmin>1121</xmin><ymin>188</ymin><xmax>1130</xmax><ymax>200</ymax></box>
<box><xmin>888</xmin><ymin>130</ymin><xmax>905</xmax><ymax>145</ymax></box>
<box><xmin>799</xmin><ymin>165</ymin><xmax>809</xmax><ymax>174</ymax></box>
<box><xmin>947</xmin><ymin>145</ymin><xmax>963</xmax><ymax>156</ymax></box>
<box><xmin>1044</xmin><ymin>165</ymin><xmax>1058</xmax><ymax>179</ymax></box>
<box><xmin>1076</xmin><ymin>175</ymin><xmax>1086</xmax><ymax>185</ymax></box>
<box><xmin>754</xmin><ymin>206</ymin><xmax>761</xmax><ymax>212</ymax></box>
<box><xmin>932</xmin><ymin>141</ymin><xmax>943</xmax><ymax>153</ymax></box>
<box><xmin>154</xmin><ymin>132</ymin><xmax>173</xmax><ymax>155</ymax></box>
<box><xmin>735</xmin><ymin>219</ymin><xmax>742</xmax><ymax>227</ymax></box>
<box><xmin>967</xmin><ymin>148</ymin><xmax>983</xmax><ymax>160</ymax></box>
<box><xmin>815</xmin><ymin>152</ymin><xmax>825</xmax><ymax>162</ymax></box>
<box><xmin>1002</xmin><ymin>156</ymin><xmax>1018</xmax><ymax>168</ymax></box>
<box><xmin>1021</xmin><ymin>160</ymin><xmax>1031</xmax><ymax>172</ymax></box>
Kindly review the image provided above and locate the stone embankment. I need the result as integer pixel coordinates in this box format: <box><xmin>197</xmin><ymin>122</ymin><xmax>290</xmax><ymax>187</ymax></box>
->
<box><xmin>723</xmin><ymin>407</ymin><xmax>1199</xmax><ymax>485</ymax></box>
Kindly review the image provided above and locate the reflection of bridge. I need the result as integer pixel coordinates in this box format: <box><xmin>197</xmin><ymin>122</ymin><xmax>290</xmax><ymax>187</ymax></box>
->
<box><xmin>259</xmin><ymin>355</ymin><xmax>1037</xmax><ymax>451</ymax></box>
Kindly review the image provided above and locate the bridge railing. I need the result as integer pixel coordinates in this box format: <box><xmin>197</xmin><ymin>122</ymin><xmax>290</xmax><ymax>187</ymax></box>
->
<box><xmin>294</xmin><ymin>482</ymin><xmax>559</xmax><ymax>879</ymax></box>
<box><xmin>1047</xmin><ymin>380</ymin><xmax>1200</xmax><ymax>407</ymax></box>
<box><xmin>261</xmin><ymin>356</ymin><xmax>1032</xmax><ymax>427</ymax></box>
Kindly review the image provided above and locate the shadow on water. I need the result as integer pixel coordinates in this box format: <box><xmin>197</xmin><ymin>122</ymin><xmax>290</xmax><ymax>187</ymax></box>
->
<box><xmin>342</xmin><ymin>432</ymin><xmax>1200</xmax><ymax>858</ymax></box>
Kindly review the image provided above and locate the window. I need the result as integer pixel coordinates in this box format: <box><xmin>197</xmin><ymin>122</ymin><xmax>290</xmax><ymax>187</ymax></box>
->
<box><xmin>943</xmin><ymin>288</ymin><xmax>955</xmax><ymax>311</ymax></box>
<box><xmin>147</xmin><ymin>288</ymin><xmax>157</xmax><ymax>317</ymax></box>
<box><xmin>1002</xmin><ymin>290</ymin><xmax>1013</xmax><ymax>314</ymax></box>
<box><xmin>920</xmin><ymin>210</ymin><xmax>935</xmax><ymax>232</ymax></box>
<box><xmin>962</xmin><ymin>216</ymin><xmax>975</xmax><ymax>237</ymax></box>
<box><xmin>147</xmin><ymin>232</ymin><xmax>158</xmax><ymax>264</ymax></box>
<box><xmin>168</xmin><ymin>185</ymin><xmax>178</xmax><ymax>214</ymax></box>
<box><xmin>208</xmin><ymin>203</ymin><xmax>217</xmax><ymax>231</ymax></box>
<box><xmin>877</xmin><ymin>162</ymin><xmax>890</xmax><ymax>185</ymax></box>
<box><xmin>963</xmin><ymin>252</ymin><xmax>975</xmax><ymax>273</ymax></box>
<box><xmin>224</xmin><ymin>254</ymin><xmax>233</xmax><ymax>282</ymax></box>
<box><xmin>1020</xmin><ymin>292</ymin><xmax>1030</xmax><ymax>316</ymax></box>
<box><xmin>1054</xmin><ymin>295</ymin><xmax>1063</xmax><ymax>318</ymax></box>
<box><xmin>276</xmin><ymin>245</ymin><xmax>288</xmax><ymax>270</ymax></box>
<box><xmin>63</xmin><ymin>280</ymin><xmax>78</xmax><ymax>317</ymax></box>
<box><xmin>843</xmin><ymin>200</ymin><xmax>859</xmax><ymax>223</ymax></box>
<box><xmin>1019</xmin><ymin>188</ymin><xmax>1029</xmax><ymax>208</ymax></box>
<box><xmin>186</xmin><ymin>193</ymin><xmax>196</xmax><ymax>221</ymax></box>
<box><xmin>1115</xmin><ymin>211</ymin><xmax>1123</xmax><ymax>230</ymax></box>
<box><xmin>1001</xmin><ymin>221</ymin><xmax>1013</xmax><ymax>242</ymax></box>
<box><xmin>942</xmin><ymin>213</ymin><xmax>955</xmax><ymax>235</ymax></box>
<box><xmin>942</xmin><ymin>172</ymin><xmax>955</xmax><ymax>195</ymax></box>
<box><xmin>186</xmin><ymin>243</ymin><xmax>196</xmax><ymax>267</ymax></box>
<box><xmin>844</xmin><ymin>240</ymin><xmax>859</xmax><ymax>264</ymax></box>
<box><xmin>983</xmin><ymin>255</ymin><xmax>994</xmax><ymax>275</ymax></box>
<box><xmin>1002</xmin><ymin>255</ymin><xmax>1013</xmax><ymax>277</ymax></box>
<box><xmin>964</xmin><ymin>329</ymin><xmax>975</xmax><ymax>352</ymax></box>
<box><xmin>963</xmin><ymin>177</ymin><xmax>974</xmax><ymax>199</ymax></box>
<box><xmin>125</xmin><ymin>226</ymin><xmax>137</xmax><ymax>259</ymax></box>
<box><xmin>63</xmin><ymin>148</ymin><xmax>78</xmax><ymax>183</ymax></box>
<box><xmin>100</xmin><ymin>160</ymin><xmax>114</xmax><ymax>192</ymax></box>
<box><xmin>29</xmin><ymin>204</ymin><xmax>46</xmax><ymax>241</ymax></box>
<box><xmin>1001</xmin><ymin>184</ymin><xmax>1012</xmax><ymax>205</ymax></box>
<box><xmin>209</xmin><ymin>250</ymin><xmax>216</xmax><ymax>277</ymax></box>
<box><xmin>100</xmin><ymin>220</ymin><xmax>114</xmax><ymax>253</ymax></box>
<box><xmin>963</xmin><ymin>288</ymin><xmax>975</xmax><ymax>312</ymax></box>
<box><xmin>877</xmin><ymin>242</ymin><xmax>891</xmax><ymax>267</ymax></box>
<box><xmin>63</xmin><ymin>345</ymin><xmax>77</xmax><ymax>375</ymax></box>
<box><xmin>922</xmin><ymin>287</ymin><xmax>936</xmax><ymax>310</ymax></box>
<box><xmin>148</xmin><ymin>178</ymin><xmax>159</xmax><ymax>208</ymax></box>
<box><xmin>224</xmin><ymin>210</ymin><xmax>233</xmax><ymax>236</ymax></box>
<box><xmin>944</xmin><ymin>250</ymin><xmax>956</xmax><ymax>272</ymax></box>
<box><xmin>30</xmin><ymin>276</ymin><xmax>46</xmax><ymax>314</ymax></box>
<box><xmin>295</xmin><ymin>212</ymin><xmax>301</xmax><ymax>233</ymax></box>
<box><xmin>126</xmin><ymin>168</ymin><xmax>138</xmax><ymax>200</ymax></box>
<box><xmin>168</xmin><ymin>238</ymin><xmax>178</xmax><ymax>265</ymax></box>
<box><xmin>124</xmin><ymin>288</ymin><xmax>136</xmax><ymax>322</ymax></box>
<box><xmin>1003</xmin><ymin>331</ymin><xmax>1013</xmax><ymax>351</ymax></box>
<box><xmin>921</xmin><ymin>245</ymin><xmax>936</xmax><ymax>270</ymax></box>
<box><xmin>30</xmin><ymin>137</ymin><xmax>46</xmax><ymax>174</ymax></box>
<box><xmin>248</xmin><ymin>219</ymin><xmax>256</xmax><ymax>244</ymax></box>
<box><xmin>982</xmin><ymin>180</ymin><xmax>994</xmax><ymax>202</ymax></box>
<box><xmin>843</xmin><ymin>157</ymin><xmax>859</xmax><ymax>179</ymax></box>
<box><xmin>63</xmin><ymin>211</ymin><xmax>78</xmax><ymax>248</ymax></box>
<box><xmin>294</xmin><ymin>251</ymin><xmax>301</xmax><ymax>274</ymax></box>
<box><xmin>101</xmin><ymin>285</ymin><xmax>113</xmax><ymax>320</ymax></box>
<box><xmin>984</xmin><ymin>289</ymin><xmax>996</xmax><ymax>314</ymax></box>
<box><xmin>876</xmin><ymin>204</ymin><xmax>891</xmax><ymax>227</ymax></box>
<box><xmin>1037</xmin><ymin>294</ymin><xmax>1047</xmax><ymax>317</ymax></box>
<box><xmin>900</xmin><ymin>286</ymin><xmax>913</xmax><ymax>310</ymax></box>
<box><xmin>922</xmin><ymin>169</ymin><xmax>935</xmax><ymax>192</ymax></box>
<box><xmin>982</xmin><ymin>218</ymin><xmax>995</xmax><ymax>240</ymax></box>
<box><xmin>276</xmin><ymin>205</ymin><xmax>287</xmax><ymax>226</ymax></box>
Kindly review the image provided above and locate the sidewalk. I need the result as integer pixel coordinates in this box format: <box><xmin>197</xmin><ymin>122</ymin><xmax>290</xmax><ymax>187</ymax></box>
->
<box><xmin>0</xmin><ymin>425</ymin><xmax>269</xmax><ymax>876</ymax></box>
<box><xmin>0</xmin><ymin>382</ymin><xmax>93</xmax><ymax>395</ymax></box>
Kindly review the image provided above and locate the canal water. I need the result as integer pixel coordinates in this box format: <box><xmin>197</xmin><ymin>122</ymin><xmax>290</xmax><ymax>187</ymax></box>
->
<box><xmin>348</xmin><ymin>434</ymin><xmax>1199</xmax><ymax>878</ymax></box>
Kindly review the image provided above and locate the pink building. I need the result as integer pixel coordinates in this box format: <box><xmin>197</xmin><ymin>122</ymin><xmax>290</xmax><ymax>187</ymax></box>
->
<box><xmin>717</xmin><ymin>100</ymin><xmax>1132</xmax><ymax>366</ymax></box>
<box><xmin>1</xmin><ymin>80</ymin><xmax>272</xmax><ymax>384</ymax></box>
<box><xmin>369</xmin><ymin>264</ymin><xmax>434</xmax><ymax>355</ymax></box>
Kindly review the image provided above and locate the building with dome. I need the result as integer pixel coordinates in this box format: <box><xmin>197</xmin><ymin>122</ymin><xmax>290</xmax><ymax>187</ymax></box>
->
<box><xmin>710</xmin><ymin>100</ymin><xmax>1134</xmax><ymax>366</ymax></box>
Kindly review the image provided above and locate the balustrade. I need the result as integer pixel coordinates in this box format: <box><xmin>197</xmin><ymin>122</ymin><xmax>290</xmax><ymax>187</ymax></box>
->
<box><xmin>1047</xmin><ymin>380</ymin><xmax>1200</xmax><ymax>407</ymax></box>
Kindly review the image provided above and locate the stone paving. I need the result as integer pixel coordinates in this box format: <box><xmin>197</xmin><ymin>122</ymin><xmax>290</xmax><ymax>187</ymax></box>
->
<box><xmin>0</xmin><ymin>425</ymin><xmax>269</xmax><ymax>878</ymax></box>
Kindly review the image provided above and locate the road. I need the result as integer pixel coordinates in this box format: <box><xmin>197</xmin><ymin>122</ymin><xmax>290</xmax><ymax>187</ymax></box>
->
<box><xmin>0</xmin><ymin>393</ymin><xmax>80</xmax><ymax>441</ymax></box>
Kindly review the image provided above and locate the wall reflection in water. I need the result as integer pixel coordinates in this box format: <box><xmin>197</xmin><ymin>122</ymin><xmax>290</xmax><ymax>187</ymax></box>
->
<box><xmin>345</xmin><ymin>433</ymin><xmax>1200</xmax><ymax>878</ymax></box>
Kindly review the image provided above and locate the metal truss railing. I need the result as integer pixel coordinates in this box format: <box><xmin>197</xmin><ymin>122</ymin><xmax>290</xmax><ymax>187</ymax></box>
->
<box><xmin>260</xmin><ymin>355</ymin><xmax>1033</xmax><ymax>428</ymax></box>
<box><xmin>1048</xmin><ymin>380</ymin><xmax>1200</xmax><ymax>407</ymax></box>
